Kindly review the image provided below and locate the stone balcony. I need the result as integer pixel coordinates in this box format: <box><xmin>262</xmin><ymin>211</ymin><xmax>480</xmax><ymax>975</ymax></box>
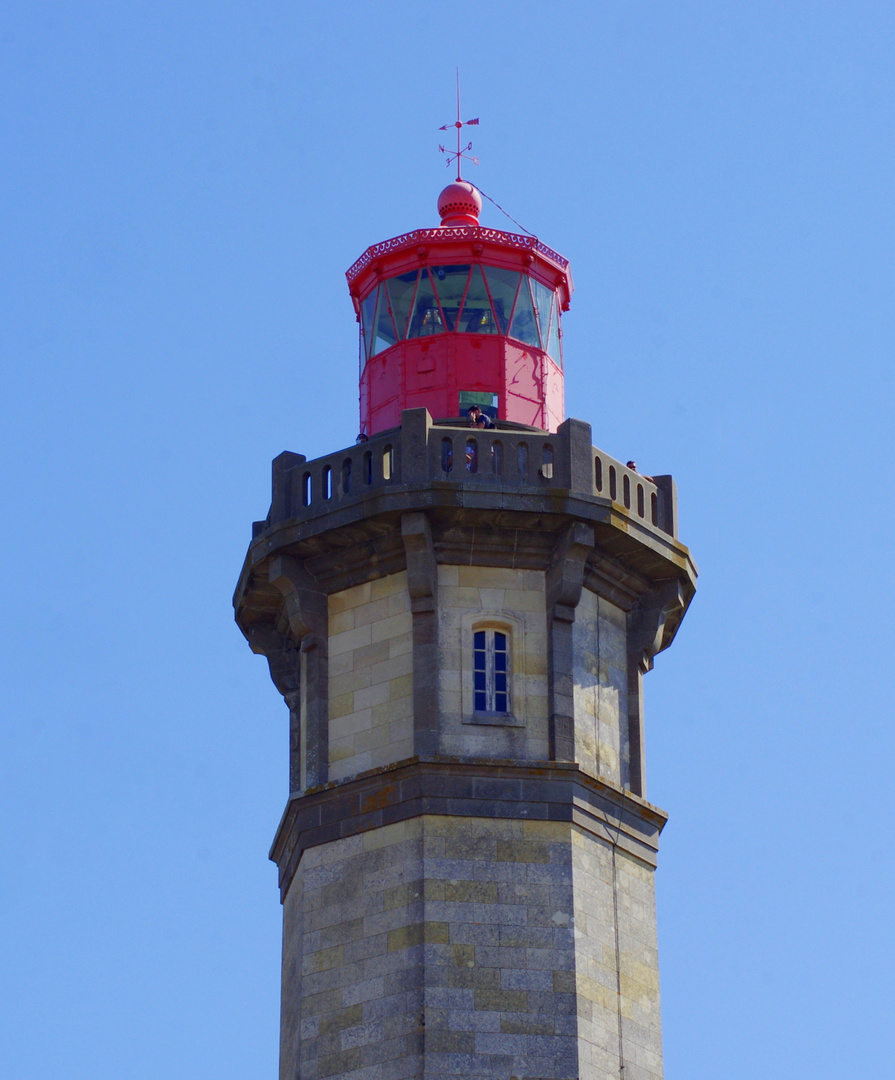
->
<box><xmin>253</xmin><ymin>408</ymin><xmax>681</xmax><ymax>542</ymax></box>
<box><xmin>236</xmin><ymin>408</ymin><xmax>696</xmax><ymax>659</ymax></box>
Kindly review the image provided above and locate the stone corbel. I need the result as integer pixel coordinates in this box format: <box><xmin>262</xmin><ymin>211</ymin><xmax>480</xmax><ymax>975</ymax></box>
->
<box><xmin>547</xmin><ymin>521</ymin><xmax>595</xmax><ymax>762</ymax></box>
<box><xmin>269</xmin><ymin>554</ymin><xmax>327</xmax><ymax>641</ymax></box>
<box><xmin>625</xmin><ymin>580</ymin><xmax>684</xmax><ymax>798</ymax></box>
<box><xmin>245</xmin><ymin>621</ymin><xmax>304</xmax><ymax>792</ymax></box>
<box><xmin>401</xmin><ymin>511</ymin><xmax>438</xmax><ymax>613</ymax></box>
<box><xmin>546</xmin><ymin>521</ymin><xmax>595</xmax><ymax>621</ymax></box>
<box><xmin>245</xmin><ymin>622</ymin><xmax>301</xmax><ymax>698</ymax></box>
<box><xmin>401</xmin><ymin>511</ymin><xmax>439</xmax><ymax>755</ymax></box>
<box><xmin>628</xmin><ymin>580</ymin><xmax>685</xmax><ymax>674</ymax></box>
<box><xmin>267</xmin><ymin>554</ymin><xmax>329</xmax><ymax>790</ymax></box>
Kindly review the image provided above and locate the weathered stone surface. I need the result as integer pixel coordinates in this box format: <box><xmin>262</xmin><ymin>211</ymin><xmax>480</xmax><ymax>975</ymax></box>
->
<box><xmin>572</xmin><ymin>588</ymin><xmax>629</xmax><ymax>788</ymax></box>
<box><xmin>327</xmin><ymin>572</ymin><xmax>413</xmax><ymax>782</ymax></box>
<box><xmin>280</xmin><ymin>816</ymin><xmax>663</xmax><ymax>1080</ymax></box>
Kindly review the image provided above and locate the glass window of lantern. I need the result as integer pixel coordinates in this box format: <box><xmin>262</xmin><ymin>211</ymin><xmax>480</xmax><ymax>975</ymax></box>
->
<box><xmin>531</xmin><ymin>278</ymin><xmax>554</xmax><ymax>352</ymax></box>
<box><xmin>430</xmin><ymin>265</ymin><xmax>471</xmax><ymax>331</ymax></box>
<box><xmin>364</xmin><ymin>264</ymin><xmax>561</xmax><ymax>356</ymax></box>
<box><xmin>483</xmin><ymin>267</ymin><xmax>521</xmax><ymax>334</ymax></box>
<box><xmin>509</xmin><ymin>277</ymin><xmax>539</xmax><ymax>348</ymax></box>
<box><xmin>548</xmin><ymin>300</ymin><xmax>562</xmax><ymax>368</ymax></box>
<box><xmin>458</xmin><ymin>265</ymin><xmax>497</xmax><ymax>334</ymax></box>
<box><xmin>408</xmin><ymin>268</ymin><xmax>445</xmax><ymax>337</ymax></box>
<box><xmin>371</xmin><ymin>285</ymin><xmax>398</xmax><ymax>356</ymax></box>
<box><xmin>360</xmin><ymin>290</ymin><xmax>378</xmax><ymax>363</ymax></box>
<box><xmin>385</xmin><ymin>270</ymin><xmax>419</xmax><ymax>341</ymax></box>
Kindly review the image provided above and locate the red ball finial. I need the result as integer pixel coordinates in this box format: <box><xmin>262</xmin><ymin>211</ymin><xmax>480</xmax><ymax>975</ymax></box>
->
<box><xmin>437</xmin><ymin>181</ymin><xmax>482</xmax><ymax>227</ymax></box>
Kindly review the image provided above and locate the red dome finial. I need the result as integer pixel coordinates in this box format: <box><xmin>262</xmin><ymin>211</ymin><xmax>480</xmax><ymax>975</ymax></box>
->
<box><xmin>437</xmin><ymin>180</ymin><xmax>482</xmax><ymax>227</ymax></box>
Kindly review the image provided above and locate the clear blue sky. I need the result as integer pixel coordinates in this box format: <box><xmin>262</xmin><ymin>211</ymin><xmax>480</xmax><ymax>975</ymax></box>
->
<box><xmin>2</xmin><ymin>3</ymin><xmax>893</xmax><ymax>1077</ymax></box>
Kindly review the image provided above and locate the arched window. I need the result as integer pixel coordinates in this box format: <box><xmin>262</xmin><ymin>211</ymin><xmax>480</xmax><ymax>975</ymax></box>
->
<box><xmin>461</xmin><ymin>612</ymin><xmax>526</xmax><ymax>727</ymax></box>
<box><xmin>473</xmin><ymin>628</ymin><xmax>510</xmax><ymax>714</ymax></box>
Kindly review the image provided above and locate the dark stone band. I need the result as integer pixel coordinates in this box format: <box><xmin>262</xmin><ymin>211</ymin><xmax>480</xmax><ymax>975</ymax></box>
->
<box><xmin>270</xmin><ymin>757</ymin><xmax>668</xmax><ymax>900</ymax></box>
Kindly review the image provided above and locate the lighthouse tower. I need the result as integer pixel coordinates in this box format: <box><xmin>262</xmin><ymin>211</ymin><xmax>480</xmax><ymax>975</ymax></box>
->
<box><xmin>234</xmin><ymin>175</ymin><xmax>696</xmax><ymax>1080</ymax></box>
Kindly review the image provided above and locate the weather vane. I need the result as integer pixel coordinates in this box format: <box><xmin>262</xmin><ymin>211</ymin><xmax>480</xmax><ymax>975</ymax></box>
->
<box><xmin>438</xmin><ymin>71</ymin><xmax>479</xmax><ymax>181</ymax></box>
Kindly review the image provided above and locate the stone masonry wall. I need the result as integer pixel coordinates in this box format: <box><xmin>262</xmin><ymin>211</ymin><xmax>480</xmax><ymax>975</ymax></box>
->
<box><xmin>284</xmin><ymin>820</ymin><xmax>425</xmax><ymax>1080</ymax></box>
<box><xmin>571</xmin><ymin>828</ymin><xmax>663</xmax><ymax>1080</ymax></box>
<box><xmin>327</xmin><ymin>573</ymin><xmax>414</xmax><ymax>782</ymax></box>
<box><xmin>281</xmin><ymin>814</ymin><xmax>661</xmax><ymax>1080</ymax></box>
<box><xmin>571</xmin><ymin>588</ymin><xmax>630</xmax><ymax>788</ymax></box>
<box><xmin>437</xmin><ymin>566</ymin><xmax>549</xmax><ymax>761</ymax></box>
<box><xmin>419</xmin><ymin>815</ymin><xmax>579</xmax><ymax>1080</ymax></box>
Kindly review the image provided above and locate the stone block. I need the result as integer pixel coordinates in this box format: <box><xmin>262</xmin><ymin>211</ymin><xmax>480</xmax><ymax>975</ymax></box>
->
<box><xmin>500</xmin><ymin>967</ymin><xmax>555</xmax><ymax>992</ymax></box>
<box><xmin>495</xmin><ymin>839</ymin><xmax>550</xmax><ymax>863</ymax></box>
<box><xmin>329</xmin><ymin>581</ymin><xmax>371</xmax><ymax>614</ymax></box>
<box><xmin>473</xmin><ymin>988</ymin><xmax>529</xmax><ymax>1013</ymax></box>
<box><xmin>443</xmin><ymin>880</ymin><xmax>499</xmax><ymax>904</ymax></box>
<box><xmin>353</xmin><ymin>640</ymin><xmax>391</xmax><ymax>669</ymax></box>
<box><xmin>318</xmin><ymin>1003</ymin><xmax>364</xmax><ymax>1036</ymax></box>
<box><xmin>317</xmin><ymin>1046</ymin><xmax>362</xmax><ymax>1077</ymax></box>
<box><xmin>330</xmin><ymin>624</ymin><xmax>374</xmax><ymax>657</ymax></box>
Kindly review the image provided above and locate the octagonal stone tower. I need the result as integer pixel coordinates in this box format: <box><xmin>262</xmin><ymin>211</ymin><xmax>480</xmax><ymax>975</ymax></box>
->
<box><xmin>234</xmin><ymin>182</ymin><xmax>696</xmax><ymax>1080</ymax></box>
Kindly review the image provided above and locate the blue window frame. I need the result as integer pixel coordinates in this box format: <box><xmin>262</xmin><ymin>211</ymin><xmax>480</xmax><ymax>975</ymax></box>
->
<box><xmin>473</xmin><ymin>629</ymin><xmax>510</xmax><ymax>714</ymax></box>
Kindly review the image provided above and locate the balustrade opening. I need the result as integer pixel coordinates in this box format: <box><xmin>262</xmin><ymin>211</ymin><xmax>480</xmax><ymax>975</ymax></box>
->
<box><xmin>541</xmin><ymin>444</ymin><xmax>554</xmax><ymax>479</ymax></box>
<box><xmin>491</xmin><ymin>440</ymin><xmax>503</xmax><ymax>475</ymax></box>
<box><xmin>466</xmin><ymin>439</ymin><xmax>478</xmax><ymax>473</ymax></box>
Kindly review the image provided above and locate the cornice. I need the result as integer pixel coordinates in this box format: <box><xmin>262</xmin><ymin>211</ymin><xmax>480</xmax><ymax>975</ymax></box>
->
<box><xmin>270</xmin><ymin>757</ymin><xmax>668</xmax><ymax>900</ymax></box>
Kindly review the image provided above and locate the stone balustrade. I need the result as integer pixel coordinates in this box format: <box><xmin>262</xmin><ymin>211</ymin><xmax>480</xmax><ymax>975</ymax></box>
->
<box><xmin>257</xmin><ymin>409</ymin><xmax>677</xmax><ymax>540</ymax></box>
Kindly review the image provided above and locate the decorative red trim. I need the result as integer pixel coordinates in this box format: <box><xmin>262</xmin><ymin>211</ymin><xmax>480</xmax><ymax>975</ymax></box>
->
<box><xmin>346</xmin><ymin>226</ymin><xmax>569</xmax><ymax>287</ymax></box>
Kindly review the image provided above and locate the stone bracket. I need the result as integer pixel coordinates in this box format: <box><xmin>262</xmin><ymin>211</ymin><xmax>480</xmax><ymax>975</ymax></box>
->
<box><xmin>269</xmin><ymin>554</ymin><xmax>327</xmax><ymax>642</ymax></box>
<box><xmin>546</xmin><ymin>522</ymin><xmax>596</xmax><ymax>761</ymax></box>
<box><xmin>624</xmin><ymin>579</ymin><xmax>686</xmax><ymax>798</ymax></box>
<box><xmin>628</xmin><ymin>579</ymin><xmax>686</xmax><ymax>674</ymax></box>
<box><xmin>401</xmin><ymin>512</ymin><xmax>439</xmax><ymax>757</ymax></box>
<box><xmin>245</xmin><ymin>623</ymin><xmax>301</xmax><ymax>698</ymax></box>
<box><xmin>265</xmin><ymin>554</ymin><xmax>329</xmax><ymax>790</ymax></box>
<box><xmin>546</xmin><ymin>520</ymin><xmax>595</xmax><ymax>616</ymax></box>
<box><xmin>401</xmin><ymin>512</ymin><xmax>438</xmax><ymax>603</ymax></box>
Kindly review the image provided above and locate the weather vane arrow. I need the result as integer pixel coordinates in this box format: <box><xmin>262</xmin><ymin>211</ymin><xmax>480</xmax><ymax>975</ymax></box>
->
<box><xmin>438</xmin><ymin>71</ymin><xmax>480</xmax><ymax>181</ymax></box>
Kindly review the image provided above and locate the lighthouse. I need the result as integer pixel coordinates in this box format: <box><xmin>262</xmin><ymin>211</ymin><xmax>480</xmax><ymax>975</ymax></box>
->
<box><xmin>349</xmin><ymin>178</ymin><xmax>569</xmax><ymax>435</ymax></box>
<box><xmin>234</xmin><ymin>168</ymin><xmax>696</xmax><ymax>1079</ymax></box>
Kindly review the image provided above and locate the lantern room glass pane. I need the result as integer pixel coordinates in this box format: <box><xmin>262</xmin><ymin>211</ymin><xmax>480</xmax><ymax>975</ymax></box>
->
<box><xmin>483</xmin><ymin>267</ymin><xmax>521</xmax><ymax>334</ymax></box>
<box><xmin>430</xmin><ymin>265</ymin><xmax>470</xmax><ymax>331</ymax></box>
<box><xmin>408</xmin><ymin>268</ymin><xmax>445</xmax><ymax>337</ymax></box>
<box><xmin>531</xmin><ymin>278</ymin><xmax>554</xmax><ymax>352</ymax></box>
<box><xmin>509</xmin><ymin>278</ymin><xmax>539</xmax><ymax>348</ymax></box>
<box><xmin>548</xmin><ymin>301</ymin><xmax>562</xmax><ymax>368</ymax></box>
<box><xmin>385</xmin><ymin>270</ymin><xmax>419</xmax><ymax>341</ymax></box>
<box><xmin>360</xmin><ymin>290</ymin><xmax>378</xmax><ymax>362</ymax></box>
<box><xmin>371</xmin><ymin>284</ymin><xmax>398</xmax><ymax>356</ymax></box>
<box><xmin>458</xmin><ymin>264</ymin><xmax>497</xmax><ymax>334</ymax></box>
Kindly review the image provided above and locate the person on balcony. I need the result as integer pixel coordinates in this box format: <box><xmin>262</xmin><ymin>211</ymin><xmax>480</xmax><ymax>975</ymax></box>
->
<box><xmin>468</xmin><ymin>406</ymin><xmax>493</xmax><ymax>429</ymax></box>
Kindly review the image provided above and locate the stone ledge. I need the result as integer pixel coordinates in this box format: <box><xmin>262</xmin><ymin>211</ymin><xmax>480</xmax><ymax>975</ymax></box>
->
<box><xmin>270</xmin><ymin>757</ymin><xmax>668</xmax><ymax>901</ymax></box>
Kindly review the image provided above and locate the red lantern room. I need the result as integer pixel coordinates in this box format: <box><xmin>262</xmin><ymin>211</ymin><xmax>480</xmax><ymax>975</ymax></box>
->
<box><xmin>346</xmin><ymin>180</ymin><xmax>573</xmax><ymax>436</ymax></box>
